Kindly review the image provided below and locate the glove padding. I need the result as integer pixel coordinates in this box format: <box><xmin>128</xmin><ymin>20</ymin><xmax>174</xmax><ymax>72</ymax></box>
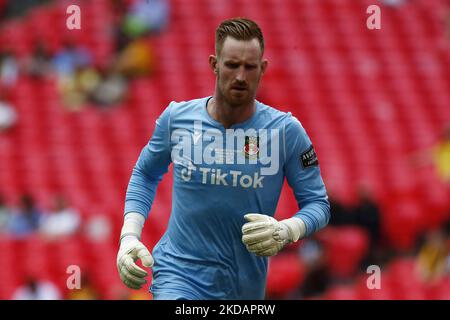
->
<box><xmin>117</xmin><ymin>236</ymin><xmax>154</xmax><ymax>289</ymax></box>
<box><xmin>241</xmin><ymin>213</ymin><xmax>292</xmax><ymax>257</ymax></box>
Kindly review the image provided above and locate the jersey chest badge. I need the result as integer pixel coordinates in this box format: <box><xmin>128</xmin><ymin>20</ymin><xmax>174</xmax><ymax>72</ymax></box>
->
<box><xmin>244</xmin><ymin>136</ymin><xmax>259</xmax><ymax>159</ymax></box>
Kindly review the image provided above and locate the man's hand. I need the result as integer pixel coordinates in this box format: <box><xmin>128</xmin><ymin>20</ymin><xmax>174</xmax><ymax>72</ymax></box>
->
<box><xmin>241</xmin><ymin>213</ymin><xmax>306</xmax><ymax>257</ymax></box>
<box><xmin>117</xmin><ymin>236</ymin><xmax>153</xmax><ymax>289</ymax></box>
<box><xmin>116</xmin><ymin>212</ymin><xmax>152</xmax><ymax>289</ymax></box>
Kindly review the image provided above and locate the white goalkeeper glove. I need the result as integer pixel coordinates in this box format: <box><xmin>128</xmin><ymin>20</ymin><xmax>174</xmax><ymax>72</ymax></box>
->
<box><xmin>117</xmin><ymin>212</ymin><xmax>153</xmax><ymax>289</ymax></box>
<box><xmin>241</xmin><ymin>213</ymin><xmax>306</xmax><ymax>257</ymax></box>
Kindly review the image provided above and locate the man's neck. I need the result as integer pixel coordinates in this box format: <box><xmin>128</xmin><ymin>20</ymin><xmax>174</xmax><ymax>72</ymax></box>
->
<box><xmin>207</xmin><ymin>95</ymin><xmax>256</xmax><ymax>129</ymax></box>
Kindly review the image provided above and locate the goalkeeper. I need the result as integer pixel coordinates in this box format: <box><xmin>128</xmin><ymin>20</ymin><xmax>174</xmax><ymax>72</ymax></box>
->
<box><xmin>117</xmin><ymin>17</ymin><xmax>330</xmax><ymax>300</ymax></box>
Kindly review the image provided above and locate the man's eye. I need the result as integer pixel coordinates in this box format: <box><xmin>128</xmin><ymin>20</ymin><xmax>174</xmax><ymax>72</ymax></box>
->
<box><xmin>226</xmin><ymin>63</ymin><xmax>239</xmax><ymax>68</ymax></box>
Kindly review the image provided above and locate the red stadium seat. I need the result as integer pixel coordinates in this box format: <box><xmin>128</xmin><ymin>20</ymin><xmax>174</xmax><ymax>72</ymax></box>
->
<box><xmin>382</xmin><ymin>199</ymin><xmax>427</xmax><ymax>250</ymax></box>
<box><xmin>325</xmin><ymin>284</ymin><xmax>360</xmax><ymax>300</ymax></box>
<box><xmin>320</xmin><ymin>226</ymin><xmax>370</xmax><ymax>279</ymax></box>
<box><xmin>266</xmin><ymin>253</ymin><xmax>306</xmax><ymax>298</ymax></box>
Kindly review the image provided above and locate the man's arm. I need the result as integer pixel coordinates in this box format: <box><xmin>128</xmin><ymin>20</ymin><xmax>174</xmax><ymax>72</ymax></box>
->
<box><xmin>241</xmin><ymin>114</ymin><xmax>330</xmax><ymax>257</ymax></box>
<box><xmin>283</xmin><ymin>115</ymin><xmax>330</xmax><ymax>237</ymax></box>
<box><xmin>124</xmin><ymin>102</ymin><xmax>174</xmax><ymax>219</ymax></box>
<box><xmin>242</xmin><ymin>116</ymin><xmax>330</xmax><ymax>256</ymax></box>
<box><xmin>117</xmin><ymin>102</ymin><xmax>174</xmax><ymax>289</ymax></box>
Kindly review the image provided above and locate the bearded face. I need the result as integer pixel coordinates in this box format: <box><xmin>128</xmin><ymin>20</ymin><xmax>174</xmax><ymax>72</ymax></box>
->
<box><xmin>211</xmin><ymin>37</ymin><xmax>267</xmax><ymax>107</ymax></box>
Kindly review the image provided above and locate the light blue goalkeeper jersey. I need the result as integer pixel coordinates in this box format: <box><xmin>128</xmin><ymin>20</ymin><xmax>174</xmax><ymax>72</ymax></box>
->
<box><xmin>124</xmin><ymin>96</ymin><xmax>330</xmax><ymax>300</ymax></box>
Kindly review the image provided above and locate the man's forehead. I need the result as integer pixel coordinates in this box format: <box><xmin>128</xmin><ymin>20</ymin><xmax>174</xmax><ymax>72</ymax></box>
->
<box><xmin>219</xmin><ymin>37</ymin><xmax>263</xmax><ymax>60</ymax></box>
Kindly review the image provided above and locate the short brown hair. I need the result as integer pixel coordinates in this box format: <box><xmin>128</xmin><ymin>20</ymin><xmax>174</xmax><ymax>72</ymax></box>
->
<box><xmin>215</xmin><ymin>17</ymin><xmax>265</xmax><ymax>56</ymax></box>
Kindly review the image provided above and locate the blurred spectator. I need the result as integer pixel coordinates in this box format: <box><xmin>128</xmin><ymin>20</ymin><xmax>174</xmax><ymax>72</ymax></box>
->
<box><xmin>354</xmin><ymin>187</ymin><xmax>382</xmax><ymax>266</ymax></box>
<box><xmin>298</xmin><ymin>238</ymin><xmax>331</xmax><ymax>298</ymax></box>
<box><xmin>411</xmin><ymin>124</ymin><xmax>450</xmax><ymax>184</ymax></box>
<box><xmin>12</xmin><ymin>276</ymin><xmax>61</xmax><ymax>300</ymax></box>
<box><xmin>53</xmin><ymin>40</ymin><xmax>94</xmax><ymax>110</ymax></box>
<box><xmin>329</xmin><ymin>198</ymin><xmax>352</xmax><ymax>226</ymax></box>
<box><xmin>122</xmin><ymin>0</ymin><xmax>170</xmax><ymax>39</ymax></box>
<box><xmin>382</xmin><ymin>0</ymin><xmax>409</xmax><ymax>6</ymax></box>
<box><xmin>0</xmin><ymin>0</ymin><xmax>6</xmax><ymax>20</ymax></box>
<box><xmin>84</xmin><ymin>213</ymin><xmax>112</xmax><ymax>242</ymax></box>
<box><xmin>52</xmin><ymin>40</ymin><xmax>92</xmax><ymax>79</ymax></box>
<box><xmin>328</xmin><ymin>187</ymin><xmax>382</xmax><ymax>267</ymax></box>
<box><xmin>90</xmin><ymin>68</ymin><xmax>127</xmax><ymax>107</ymax></box>
<box><xmin>67</xmin><ymin>274</ymin><xmax>100</xmax><ymax>300</ymax></box>
<box><xmin>128</xmin><ymin>290</ymin><xmax>153</xmax><ymax>300</ymax></box>
<box><xmin>433</xmin><ymin>126</ymin><xmax>450</xmax><ymax>184</ymax></box>
<box><xmin>0</xmin><ymin>94</ymin><xmax>17</xmax><ymax>132</ymax></box>
<box><xmin>329</xmin><ymin>196</ymin><xmax>357</xmax><ymax>226</ymax></box>
<box><xmin>59</xmin><ymin>67</ymin><xmax>101</xmax><ymax>111</ymax></box>
<box><xmin>116</xmin><ymin>38</ymin><xmax>156</xmax><ymax>78</ymax></box>
<box><xmin>0</xmin><ymin>194</ymin><xmax>11</xmax><ymax>233</ymax></box>
<box><xmin>25</xmin><ymin>42</ymin><xmax>53</xmax><ymax>79</ymax></box>
<box><xmin>2</xmin><ymin>0</ymin><xmax>50</xmax><ymax>19</ymax></box>
<box><xmin>39</xmin><ymin>195</ymin><xmax>81</xmax><ymax>240</ymax></box>
<box><xmin>416</xmin><ymin>227</ymin><xmax>449</xmax><ymax>283</ymax></box>
<box><xmin>7</xmin><ymin>195</ymin><xmax>43</xmax><ymax>237</ymax></box>
<box><xmin>0</xmin><ymin>50</ymin><xmax>18</xmax><ymax>88</ymax></box>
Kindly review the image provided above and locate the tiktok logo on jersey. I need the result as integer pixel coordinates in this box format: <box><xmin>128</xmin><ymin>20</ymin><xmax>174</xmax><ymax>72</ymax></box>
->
<box><xmin>180</xmin><ymin>167</ymin><xmax>265</xmax><ymax>188</ymax></box>
<box><xmin>171</xmin><ymin>121</ymin><xmax>281</xmax><ymax>188</ymax></box>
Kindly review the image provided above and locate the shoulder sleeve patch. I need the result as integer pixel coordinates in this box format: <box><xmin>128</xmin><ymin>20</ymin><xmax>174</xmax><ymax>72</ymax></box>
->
<box><xmin>300</xmin><ymin>145</ymin><xmax>319</xmax><ymax>168</ymax></box>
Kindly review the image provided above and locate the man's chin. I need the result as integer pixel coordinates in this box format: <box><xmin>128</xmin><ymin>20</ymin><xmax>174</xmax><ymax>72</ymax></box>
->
<box><xmin>227</xmin><ymin>91</ymin><xmax>252</xmax><ymax>106</ymax></box>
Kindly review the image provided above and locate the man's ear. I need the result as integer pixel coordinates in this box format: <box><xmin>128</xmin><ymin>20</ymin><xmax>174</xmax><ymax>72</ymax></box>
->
<box><xmin>209</xmin><ymin>55</ymin><xmax>218</xmax><ymax>74</ymax></box>
<box><xmin>261</xmin><ymin>59</ymin><xmax>268</xmax><ymax>75</ymax></box>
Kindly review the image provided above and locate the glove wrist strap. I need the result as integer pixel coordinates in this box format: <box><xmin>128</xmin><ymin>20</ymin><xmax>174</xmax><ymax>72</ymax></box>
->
<box><xmin>280</xmin><ymin>217</ymin><xmax>306</xmax><ymax>242</ymax></box>
<box><xmin>120</xmin><ymin>212</ymin><xmax>145</xmax><ymax>243</ymax></box>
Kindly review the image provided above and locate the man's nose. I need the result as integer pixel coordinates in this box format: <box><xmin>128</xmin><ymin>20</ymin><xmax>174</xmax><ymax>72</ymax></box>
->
<box><xmin>235</xmin><ymin>67</ymin><xmax>247</xmax><ymax>82</ymax></box>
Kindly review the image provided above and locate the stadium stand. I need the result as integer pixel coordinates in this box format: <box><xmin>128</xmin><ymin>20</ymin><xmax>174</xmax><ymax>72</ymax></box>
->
<box><xmin>0</xmin><ymin>0</ymin><xmax>448</xmax><ymax>299</ymax></box>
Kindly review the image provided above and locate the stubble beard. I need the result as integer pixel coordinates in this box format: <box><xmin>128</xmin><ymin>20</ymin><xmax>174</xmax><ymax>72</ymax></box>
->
<box><xmin>217</xmin><ymin>80</ymin><xmax>256</xmax><ymax>109</ymax></box>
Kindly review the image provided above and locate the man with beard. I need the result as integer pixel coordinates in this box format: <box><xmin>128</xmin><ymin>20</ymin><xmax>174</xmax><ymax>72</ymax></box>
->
<box><xmin>117</xmin><ymin>17</ymin><xmax>330</xmax><ymax>299</ymax></box>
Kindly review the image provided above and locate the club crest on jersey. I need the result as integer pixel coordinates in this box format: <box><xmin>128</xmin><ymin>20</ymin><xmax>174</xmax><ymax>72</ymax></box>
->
<box><xmin>244</xmin><ymin>136</ymin><xmax>259</xmax><ymax>159</ymax></box>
